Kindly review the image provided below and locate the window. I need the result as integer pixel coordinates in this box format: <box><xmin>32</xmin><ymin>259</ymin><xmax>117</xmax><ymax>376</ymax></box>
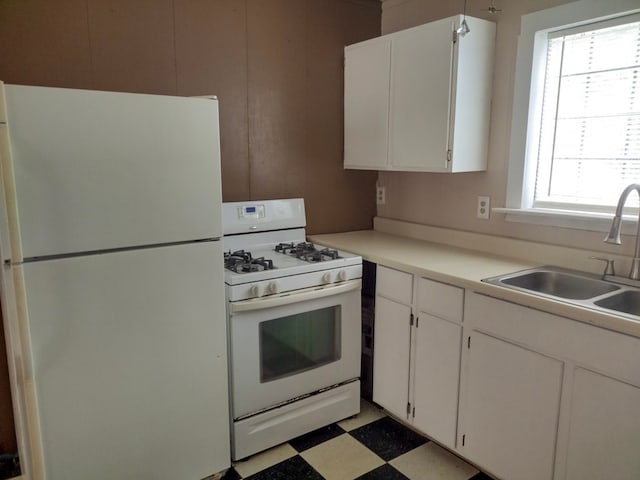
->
<box><xmin>535</xmin><ymin>17</ymin><xmax>640</xmax><ymax>213</ymax></box>
<box><xmin>504</xmin><ymin>0</ymin><xmax>640</xmax><ymax>231</ymax></box>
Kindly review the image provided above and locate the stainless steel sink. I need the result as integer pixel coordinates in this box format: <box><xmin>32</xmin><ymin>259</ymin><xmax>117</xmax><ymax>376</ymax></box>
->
<box><xmin>594</xmin><ymin>290</ymin><xmax>640</xmax><ymax>316</ymax></box>
<box><xmin>488</xmin><ymin>267</ymin><xmax>620</xmax><ymax>300</ymax></box>
<box><xmin>482</xmin><ymin>266</ymin><xmax>640</xmax><ymax>321</ymax></box>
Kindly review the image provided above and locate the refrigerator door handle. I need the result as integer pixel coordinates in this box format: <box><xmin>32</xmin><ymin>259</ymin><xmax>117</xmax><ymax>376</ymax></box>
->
<box><xmin>0</xmin><ymin>81</ymin><xmax>22</xmax><ymax>264</ymax></box>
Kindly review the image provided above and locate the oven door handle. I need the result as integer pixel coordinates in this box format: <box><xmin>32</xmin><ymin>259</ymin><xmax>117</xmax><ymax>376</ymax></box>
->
<box><xmin>229</xmin><ymin>279</ymin><xmax>361</xmax><ymax>314</ymax></box>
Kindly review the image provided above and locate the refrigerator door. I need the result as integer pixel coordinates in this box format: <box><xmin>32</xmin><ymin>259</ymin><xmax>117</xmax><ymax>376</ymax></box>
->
<box><xmin>20</xmin><ymin>241</ymin><xmax>229</xmax><ymax>480</ymax></box>
<box><xmin>4</xmin><ymin>85</ymin><xmax>222</xmax><ymax>261</ymax></box>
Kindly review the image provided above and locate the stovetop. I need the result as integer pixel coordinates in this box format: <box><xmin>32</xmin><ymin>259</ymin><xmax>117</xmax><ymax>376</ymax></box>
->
<box><xmin>224</xmin><ymin>242</ymin><xmax>344</xmax><ymax>273</ymax></box>
<box><xmin>223</xmin><ymin>241</ymin><xmax>361</xmax><ymax>286</ymax></box>
<box><xmin>221</xmin><ymin>199</ymin><xmax>361</xmax><ymax>291</ymax></box>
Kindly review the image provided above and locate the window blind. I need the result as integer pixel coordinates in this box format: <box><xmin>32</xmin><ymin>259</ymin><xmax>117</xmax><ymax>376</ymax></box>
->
<box><xmin>533</xmin><ymin>16</ymin><xmax>640</xmax><ymax>213</ymax></box>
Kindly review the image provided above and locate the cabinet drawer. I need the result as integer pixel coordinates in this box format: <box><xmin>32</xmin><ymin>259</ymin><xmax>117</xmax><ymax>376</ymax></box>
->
<box><xmin>418</xmin><ymin>277</ymin><xmax>463</xmax><ymax>322</ymax></box>
<box><xmin>376</xmin><ymin>265</ymin><xmax>413</xmax><ymax>304</ymax></box>
<box><xmin>466</xmin><ymin>292</ymin><xmax>640</xmax><ymax>386</ymax></box>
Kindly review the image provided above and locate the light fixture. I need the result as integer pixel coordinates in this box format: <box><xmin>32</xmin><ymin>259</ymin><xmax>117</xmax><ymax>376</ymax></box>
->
<box><xmin>482</xmin><ymin>0</ymin><xmax>502</xmax><ymax>14</ymax></box>
<box><xmin>457</xmin><ymin>0</ymin><xmax>470</xmax><ymax>37</ymax></box>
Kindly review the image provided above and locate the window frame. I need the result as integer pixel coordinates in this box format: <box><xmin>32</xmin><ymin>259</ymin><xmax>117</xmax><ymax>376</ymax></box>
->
<box><xmin>501</xmin><ymin>0</ymin><xmax>640</xmax><ymax>232</ymax></box>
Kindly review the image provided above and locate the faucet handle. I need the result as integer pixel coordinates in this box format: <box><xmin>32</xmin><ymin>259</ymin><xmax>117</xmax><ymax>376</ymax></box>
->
<box><xmin>590</xmin><ymin>256</ymin><xmax>616</xmax><ymax>277</ymax></box>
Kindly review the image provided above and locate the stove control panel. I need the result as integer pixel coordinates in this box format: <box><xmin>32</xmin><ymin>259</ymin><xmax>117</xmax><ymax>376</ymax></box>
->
<box><xmin>227</xmin><ymin>265</ymin><xmax>363</xmax><ymax>301</ymax></box>
<box><xmin>238</xmin><ymin>204</ymin><xmax>265</xmax><ymax>219</ymax></box>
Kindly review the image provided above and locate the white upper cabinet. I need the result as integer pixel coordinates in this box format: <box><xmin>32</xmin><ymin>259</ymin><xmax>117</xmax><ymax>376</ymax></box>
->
<box><xmin>344</xmin><ymin>38</ymin><xmax>391</xmax><ymax>170</ymax></box>
<box><xmin>344</xmin><ymin>15</ymin><xmax>495</xmax><ymax>172</ymax></box>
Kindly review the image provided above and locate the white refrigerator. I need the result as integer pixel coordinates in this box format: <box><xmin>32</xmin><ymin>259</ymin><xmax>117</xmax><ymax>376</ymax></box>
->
<box><xmin>0</xmin><ymin>83</ymin><xmax>230</xmax><ymax>480</ymax></box>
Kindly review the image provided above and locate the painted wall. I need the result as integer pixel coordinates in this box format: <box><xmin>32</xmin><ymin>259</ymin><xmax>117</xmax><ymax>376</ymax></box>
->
<box><xmin>378</xmin><ymin>0</ymin><xmax>636</xmax><ymax>257</ymax></box>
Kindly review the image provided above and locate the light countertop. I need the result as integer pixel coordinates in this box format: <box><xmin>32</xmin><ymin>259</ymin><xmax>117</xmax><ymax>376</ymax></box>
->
<box><xmin>309</xmin><ymin>229</ymin><xmax>640</xmax><ymax>339</ymax></box>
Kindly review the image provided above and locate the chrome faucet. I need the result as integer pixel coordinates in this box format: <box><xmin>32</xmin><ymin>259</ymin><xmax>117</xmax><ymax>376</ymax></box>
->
<box><xmin>604</xmin><ymin>183</ymin><xmax>640</xmax><ymax>280</ymax></box>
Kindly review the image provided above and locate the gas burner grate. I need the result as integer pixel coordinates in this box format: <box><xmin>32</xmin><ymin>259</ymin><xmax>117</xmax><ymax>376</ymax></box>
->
<box><xmin>224</xmin><ymin>250</ymin><xmax>275</xmax><ymax>273</ymax></box>
<box><xmin>299</xmin><ymin>248</ymin><xmax>341</xmax><ymax>263</ymax></box>
<box><xmin>275</xmin><ymin>242</ymin><xmax>342</xmax><ymax>262</ymax></box>
<box><xmin>274</xmin><ymin>242</ymin><xmax>295</xmax><ymax>254</ymax></box>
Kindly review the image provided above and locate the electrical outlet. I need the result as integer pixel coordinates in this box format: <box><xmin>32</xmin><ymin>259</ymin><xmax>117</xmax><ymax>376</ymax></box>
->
<box><xmin>477</xmin><ymin>195</ymin><xmax>490</xmax><ymax>220</ymax></box>
<box><xmin>376</xmin><ymin>186</ymin><xmax>386</xmax><ymax>205</ymax></box>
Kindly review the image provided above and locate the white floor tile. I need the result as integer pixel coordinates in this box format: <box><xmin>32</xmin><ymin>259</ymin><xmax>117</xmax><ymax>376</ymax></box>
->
<box><xmin>390</xmin><ymin>442</ymin><xmax>479</xmax><ymax>480</ymax></box>
<box><xmin>301</xmin><ymin>433</ymin><xmax>385</xmax><ymax>480</ymax></box>
<box><xmin>232</xmin><ymin>443</ymin><xmax>297</xmax><ymax>478</ymax></box>
<box><xmin>338</xmin><ymin>399</ymin><xmax>385</xmax><ymax>432</ymax></box>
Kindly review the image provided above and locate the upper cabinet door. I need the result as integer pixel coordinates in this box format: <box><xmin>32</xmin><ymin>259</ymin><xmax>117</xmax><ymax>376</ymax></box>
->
<box><xmin>389</xmin><ymin>18</ymin><xmax>454</xmax><ymax>172</ymax></box>
<box><xmin>344</xmin><ymin>38</ymin><xmax>391</xmax><ymax>170</ymax></box>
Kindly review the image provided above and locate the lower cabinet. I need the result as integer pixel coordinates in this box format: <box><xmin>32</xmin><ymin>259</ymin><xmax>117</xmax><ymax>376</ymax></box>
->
<box><xmin>460</xmin><ymin>331</ymin><xmax>563</xmax><ymax>480</ymax></box>
<box><xmin>565</xmin><ymin>368</ymin><xmax>640</xmax><ymax>480</ymax></box>
<box><xmin>372</xmin><ymin>269</ymin><xmax>640</xmax><ymax>480</ymax></box>
<box><xmin>372</xmin><ymin>294</ymin><xmax>412</xmax><ymax>420</ymax></box>
<box><xmin>373</xmin><ymin>266</ymin><xmax>463</xmax><ymax>450</ymax></box>
<box><xmin>462</xmin><ymin>291</ymin><xmax>640</xmax><ymax>480</ymax></box>
<box><xmin>412</xmin><ymin>312</ymin><xmax>461</xmax><ymax>449</ymax></box>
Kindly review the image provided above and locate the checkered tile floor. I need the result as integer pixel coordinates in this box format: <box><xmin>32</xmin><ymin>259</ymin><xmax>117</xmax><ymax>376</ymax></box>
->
<box><xmin>222</xmin><ymin>400</ymin><xmax>493</xmax><ymax>480</ymax></box>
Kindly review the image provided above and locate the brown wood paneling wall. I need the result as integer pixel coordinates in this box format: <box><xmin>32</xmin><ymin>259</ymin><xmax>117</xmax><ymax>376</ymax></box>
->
<box><xmin>175</xmin><ymin>0</ymin><xmax>251</xmax><ymax>201</ymax></box>
<box><xmin>0</xmin><ymin>308</ymin><xmax>16</xmax><ymax>455</ymax></box>
<box><xmin>0</xmin><ymin>0</ymin><xmax>379</xmax><ymax>232</ymax></box>
<box><xmin>0</xmin><ymin>0</ymin><xmax>380</xmax><ymax>455</ymax></box>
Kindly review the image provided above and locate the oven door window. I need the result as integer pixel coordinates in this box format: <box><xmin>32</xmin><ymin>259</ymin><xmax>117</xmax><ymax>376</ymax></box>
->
<box><xmin>259</xmin><ymin>305</ymin><xmax>341</xmax><ymax>382</ymax></box>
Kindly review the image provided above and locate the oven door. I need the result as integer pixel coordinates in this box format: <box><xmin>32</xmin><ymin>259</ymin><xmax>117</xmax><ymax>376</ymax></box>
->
<box><xmin>228</xmin><ymin>279</ymin><xmax>361</xmax><ymax>419</ymax></box>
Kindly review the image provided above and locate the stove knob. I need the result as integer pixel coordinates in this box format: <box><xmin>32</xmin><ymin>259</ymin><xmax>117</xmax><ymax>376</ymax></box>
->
<box><xmin>337</xmin><ymin>270</ymin><xmax>348</xmax><ymax>282</ymax></box>
<box><xmin>322</xmin><ymin>272</ymin><xmax>333</xmax><ymax>284</ymax></box>
<box><xmin>267</xmin><ymin>281</ymin><xmax>280</xmax><ymax>294</ymax></box>
<box><xmin>249</xmin><ymin>284</ymin><xmax>262</xmax><ymax>298</ymax></box>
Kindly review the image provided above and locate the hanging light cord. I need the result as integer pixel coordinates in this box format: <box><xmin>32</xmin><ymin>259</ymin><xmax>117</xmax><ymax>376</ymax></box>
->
<box><xmin>457</xmin><ymin>0</ymin><xmax>470</xmax><ymax>36</ymax></box>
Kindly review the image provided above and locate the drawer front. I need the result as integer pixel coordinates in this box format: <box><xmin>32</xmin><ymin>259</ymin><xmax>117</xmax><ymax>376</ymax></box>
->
<box><xmin>466</xmin><ymin>292</ymin><xmax>640</xmax><ymax>386</ymax></box>
<box><xmin>376</xmin><ymin>265</ymin><xmax>413</xmax><ymax>305</ymax></box>
<box><xmin>418</xmin><ymin>277</ymin><xmax>464</xmax><ymax>322</ymax></box>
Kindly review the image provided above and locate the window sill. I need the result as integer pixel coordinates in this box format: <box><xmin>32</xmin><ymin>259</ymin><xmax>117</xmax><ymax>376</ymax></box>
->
<box><xmin>493</xmin><ymin>207</ymin><xmax>638</xmax><ymax>235</ymax></box>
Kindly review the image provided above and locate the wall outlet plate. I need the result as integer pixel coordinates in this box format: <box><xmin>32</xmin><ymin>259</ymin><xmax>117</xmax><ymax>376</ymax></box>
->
<box><xmin>477</xmin><ymin>195</ymin><xmax>490</xmax><ymax>220</ymax></box>
<box><xmin>377</xmin><ymin>186</ymin><xmax>386</xmax><ymax>205</ymax></box>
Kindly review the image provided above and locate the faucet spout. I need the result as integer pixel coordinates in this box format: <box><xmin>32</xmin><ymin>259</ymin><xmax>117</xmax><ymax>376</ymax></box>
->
<box><xmin>605</xmin><ymin>183</ymin><xmax>640</xmax><ymax>279</ymax></box>
<box><xmin>604</xmin><ymin>216</ymin><xmax>622</xmax><ymax>245</ymax></box>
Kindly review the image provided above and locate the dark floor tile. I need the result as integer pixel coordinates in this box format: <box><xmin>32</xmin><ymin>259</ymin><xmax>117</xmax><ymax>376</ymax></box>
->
<box><xmin>469</xmin><ymin>472</ymin><xmax>494</xmax><ymax>480</ymax></box>
<box><xmin>349</xmin><ymin>416</ymin><xmax>427</xmax><ymax>461</ymax></box>
<box><xmin>220</xmin><ymin>466</ymin><xmax>242</xmax><ymax>479</ymax></box>
<box><xmin>243</xmin><ymin>455</ymin><xmax>324</xmax><ymax>480</ymax></box>
<box><xmin>355</xmin><ymin>463</ymin><xmax>410</xmax><ymax>480</ymax></box>
<box><xmin>288</xmin><ymin>423</ymin><xmax>346</xmax><ymax>452</ymax></box>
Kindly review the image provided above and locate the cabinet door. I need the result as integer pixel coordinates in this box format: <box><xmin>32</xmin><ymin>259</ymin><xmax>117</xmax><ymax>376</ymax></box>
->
<box><xmin>412</xmin><ymin>313</ymin><xmax>461</xmax><ymax>449</ymax></box>
<box><xmin>373</xmin><ymin>296</ymin><xmax>411</xmax><ymax>420</ymax></box>
<box><xmin>344</xmin><ymin>39</ymin><xmax>391</xmax><ymax>170</ymax></box>
<box><xmin>565</xmin><ymin>368</ymin><xmax>640</xmax><ymax>480</ymax></box>
<box><xmin>462</xmin><ymin>331</ymin><xmax>563</xmax><ymax>480</ymax></box>
<box><xmin>389</xmin><ymin>17</ymin><xmax>455</xmax><ymax>171</ymax></box>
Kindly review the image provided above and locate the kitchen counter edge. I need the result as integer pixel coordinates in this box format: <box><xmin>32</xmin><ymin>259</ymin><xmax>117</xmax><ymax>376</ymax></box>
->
<box><xmin>309</xmin><ymin>230</ymin><xmax>640</xmax><ymax>339</ymax></box>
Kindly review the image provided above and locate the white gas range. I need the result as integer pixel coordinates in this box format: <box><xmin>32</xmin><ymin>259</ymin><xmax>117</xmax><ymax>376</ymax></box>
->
<box><xmin>222</xmin><ymin>198</ymin><xmax>362</xmax><ymax>460</ymax></box>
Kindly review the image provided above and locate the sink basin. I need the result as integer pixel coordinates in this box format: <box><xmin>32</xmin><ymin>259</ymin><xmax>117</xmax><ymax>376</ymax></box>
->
<box><xmin>496</xmin><ymin>268</ymin><xmax>620</xmax><ymax>300</ymax></box>
<box><xmin>594</xmin><ymin>290</ymin><xmax>640</xmax><ymax>316</ymax></box>
<box><xmin>483</xmin><ymin>266</ymin><xmax>640</xmax><ymax>321</ymax></box>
